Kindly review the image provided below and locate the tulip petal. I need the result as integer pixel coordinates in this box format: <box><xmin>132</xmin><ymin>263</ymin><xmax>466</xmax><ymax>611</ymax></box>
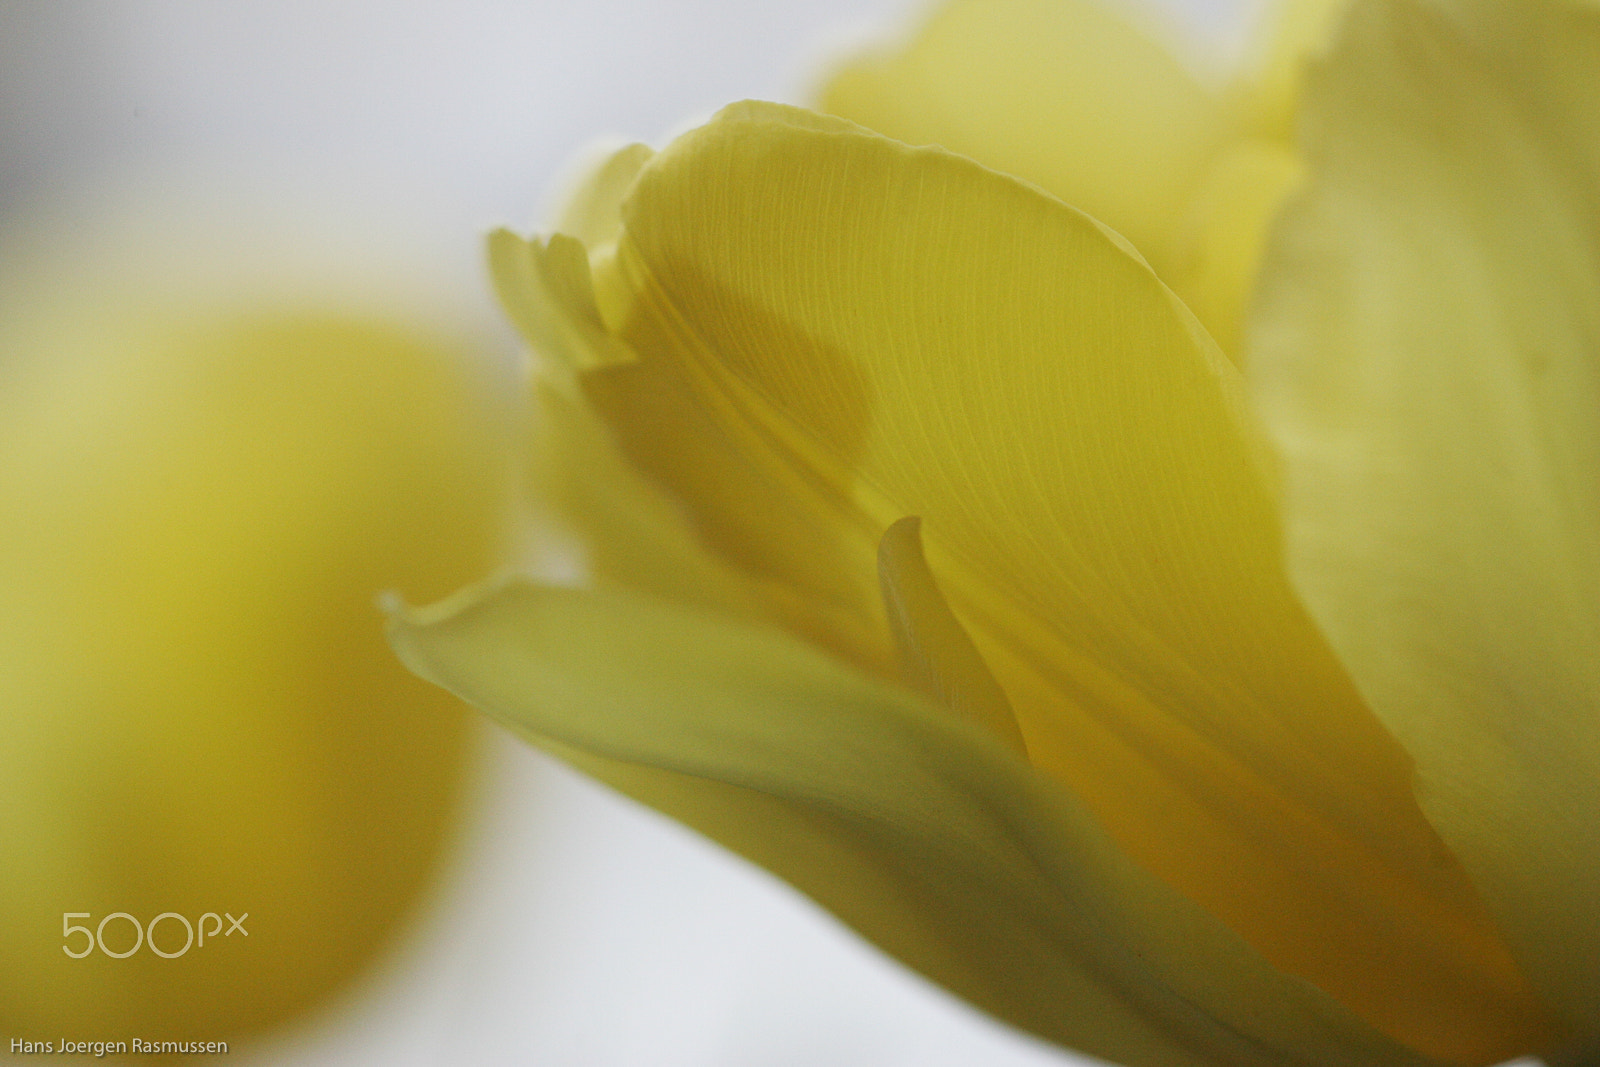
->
<box><xmin>816</xmin><ymin>0</ymin><xmax>1315</xmax><ymax>356</ymax></box>
<box><xmin>552</xmin><ymin>100</ymin><xmax>1554</xmax><ymax>1060</ymax></box>
<box><xmin>555</xmin><ymin>142</ymin><xmax>654</xmax><ymax>250</ymax></box>
<box><xmin>525</xmin><ymin>378</ymin><xmax>760</xmax><ymax>612</ymax></box>
<box><xmin>390</xmin><ymin>579</ymin><xmax>1445</xmax><ymax>1067</ymax></box>
<box><xmin>877</xmin><ymin>516</ymin><xmax>1028</xmax><ymax>755</ymax></box>
<box><xmin>1249</xmin><ymin>0</ymin><xmax>1600</xmax><ymax>1046</ymax></box>
<box><xmin>1242</xmin><ymin>0</ymin><xmax>1354</xmax><ymax>139</ymax></box>
<box><xmin>1164</xmin><ymin>138</ymin><xmax>1305</xmax><ymax>360</ymax></box>
<box><xmin>496</xmin><ymin>225</ymin><xmax>892</xmax><ymax>674</ymax></box>
<box><xmin>487</xmin><ymin>229</ymin><xmax>631</xmax><ymax>375</ymax></box>
<box><xmin>817</xmin><ymin>0</ymin><xmax>1224</xmax><ymax>276</ymax></box>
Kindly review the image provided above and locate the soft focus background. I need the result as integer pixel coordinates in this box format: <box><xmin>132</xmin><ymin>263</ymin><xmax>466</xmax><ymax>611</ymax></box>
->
<box><xmin>2</xmin><ymin>2</ymin><xmax>1248</xmax><ymax>1064</ymax></box>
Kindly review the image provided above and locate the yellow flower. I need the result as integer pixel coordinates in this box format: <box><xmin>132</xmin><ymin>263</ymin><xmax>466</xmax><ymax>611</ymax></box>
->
<box><xmin>0</xmin><ymin>246</ymin><xmax>510</xmax><ymax>1039</ymax></box>
<box><xmin>389</xmin><ymin>0</ymin><xmax>1600</xmax><ymax>1063</ymax></box>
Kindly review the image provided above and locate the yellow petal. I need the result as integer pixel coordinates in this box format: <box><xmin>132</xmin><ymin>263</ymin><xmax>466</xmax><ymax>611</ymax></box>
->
<box><xmin>497</xmin><ymin>225</ymin><xmax>889</xmax><ymax>673</ymax></box>
<box><xmin>817</xmin><ymin>0</ymin><xmax>1225</xmax><ymax>270</ymax></box>
<box><xmin>1241</xmin><ymin>0</ymin><xmax>1353</xmax><ymax>139</ymax></box>
<box><xmin>488</xmin><ymin>229</ymin><xmax>632</xmax><ymax>375</ymax></box>
<box><xmin>390</xmin><ymin>580</ymin><xmax>1446</xmax><ymax>1067</ymax></box>
<box><xmin>816</xmin><ymin>0</ymin><xmax>1318</xmax><ymax>356</ymax></box>
<box><xmin>1164</xmin><ymin>138</ymin><xmax>1305</xmax><ymax>360</ymax></box>
<box><xmin>555</xmin><ymin>142</ymin><xmax>655</xmax><ymax>250</ymax></box>
<box><xmin>877</xmin><ymin>516</ymin><xmax>1027</xmax><ymax>754</ymax></box>
<box><xmin>1249</xmin><ymin>0</ymin><xmax>1600</xmax><ymax>1048</ymax></box>
<box><xmin>515</xmin><ymin>100</ymin><xmax>1550</xmax><ymax>1060</ymax></box>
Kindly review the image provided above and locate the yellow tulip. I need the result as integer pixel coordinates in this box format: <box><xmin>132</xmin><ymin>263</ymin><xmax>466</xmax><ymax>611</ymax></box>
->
<box><xmin>389</xmin><ymin>0</ymin><xmax>1600</xmax><ymax>1063</ymax></box>
<box><xmin>0</xmin><ymin>250</ymin><xmax>510</xmax><ymax>1041</ymax></box>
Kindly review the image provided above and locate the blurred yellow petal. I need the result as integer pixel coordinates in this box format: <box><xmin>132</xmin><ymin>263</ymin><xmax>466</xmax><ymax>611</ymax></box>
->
<box><xmin>1249</xmin><ymin>0</ymin><xmax>1600</xmax><ymax>1048</ymax></box>
<box><xmin>818</xmin><ymin>0</ymin><xmax>1226</xmax><ymax>276</ymax></box>
<box><xmin>497</xmin><ymin>99</ymin><xmax>1551</xmax><ymax>1060</ymax></box>
<box><xmin>390</xmin><ymin>579</ymin><xmax>1445</xmax><ymax>1067</ymax></box>
<box><xmin>1164</xmin><ymin>138</ymin><xmax>1305</xmax><ymax>360</ymax></box>
<box><xmin>0</xmin><ymin>296</ymin><xmax>509</xmax><ymax>1038</ymax></box>
<box><xmin>1241</xmin><ymin>0</ymin><xmax>1354</xmax><ymax>140</ymax></box>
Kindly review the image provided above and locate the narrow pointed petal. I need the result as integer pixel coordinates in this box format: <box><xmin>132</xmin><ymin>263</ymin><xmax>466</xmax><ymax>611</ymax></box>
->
<box><xmin>1249</xmin><ymin>0</ymin><xmax>1600</xmax><ymax>1049</ymax></box>
<box><xmin>539</xmin><ymin>100</ymin><xmax>1551</xmax><ymax>1059</ymax></box>
<box><xmin>390</xmin><ymin>580</ymin><xmax>1445</xmax><ymax>1067</ymax></box>
<box><xmin>878</xmin><ymin>516</ymin><xmax>1027</xmax><ymax>754</ymax></box>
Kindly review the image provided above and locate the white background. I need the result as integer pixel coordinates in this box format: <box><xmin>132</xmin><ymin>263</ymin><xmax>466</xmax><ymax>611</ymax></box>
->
<box><xmin>1</xmin><ymin>3</ymin><xmax>1253</xmax><ymax>1064</ymax></box>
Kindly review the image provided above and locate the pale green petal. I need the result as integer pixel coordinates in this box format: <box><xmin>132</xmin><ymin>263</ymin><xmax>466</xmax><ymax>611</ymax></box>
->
<box><xmin>390</xmin><ymin>580</ymin><xmax>1445</xmax><ymax>1067</ymax></box>
<box><xmin>1249</xmin><ymin>0</ymin><xmax>1600</xmax><ymax>1048</ymax></box>
<box><xmin>552</xmin><ymin>100</ymin><xmax>1549</xmax><ymax>1059</ymax></box>
<box><xmin>817</xmin><ymin>0</ymin><xmax>1226</xmax><ymax>272</ymax></box>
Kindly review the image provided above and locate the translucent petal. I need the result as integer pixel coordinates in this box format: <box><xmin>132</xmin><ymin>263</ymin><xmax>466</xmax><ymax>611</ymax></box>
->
<box><xmin>494</xmin><ymin>222</ymin><xmax>891</xmax><ymax>675</ymax></box>
<box><xmin>1248</xmin><ymin>0</ymin><xmax>1600</xmax><ymax>1048</ymax></box>
<box><xmin>487</xmin><ymin>229</ymin><xmax>631</xmax><ymax>375</ymax></box>
<box><xmin>390</xmin><ymin>580</ymin><xmax>1445</xmax><ymax>1067</ymax></box>
<box><xmin>815</xmin><ymin>0</ymin><xmax>1316</xmax><ymax>357</ymax></box>
<box><xmin>538</xmin><ymin>100</ymin><xmax>1550</xmax><ymax>1059</ymax></box>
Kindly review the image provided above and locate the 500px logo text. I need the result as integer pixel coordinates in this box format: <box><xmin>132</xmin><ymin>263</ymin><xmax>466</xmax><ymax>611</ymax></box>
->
<box><xmin>62</xmin><ymin>911</ymin><xmax>248</xmax><ymax>958</ymax></box>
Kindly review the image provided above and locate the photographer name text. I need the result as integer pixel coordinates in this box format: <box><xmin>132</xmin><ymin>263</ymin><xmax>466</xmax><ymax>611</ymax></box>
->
<box><xmin>11</xmin><ymin>1038</ymin><xmax>226</xmax><ymax>1056</ymax></box>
